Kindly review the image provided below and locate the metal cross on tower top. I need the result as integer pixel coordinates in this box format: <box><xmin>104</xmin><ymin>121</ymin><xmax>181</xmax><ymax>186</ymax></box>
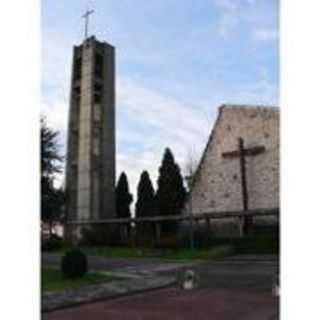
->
<box><xmin>82</xmin><ymin>9</ymin><xmax>94</xmax><ymax>40</ymax></box>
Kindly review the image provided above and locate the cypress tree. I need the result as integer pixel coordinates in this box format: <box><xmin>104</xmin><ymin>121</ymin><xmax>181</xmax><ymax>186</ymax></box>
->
<box><xmin>135</xmin><ymin>171</ymin><xmax>155</xmax><ymax>218</ymax></box>
<box><xmin>155</xmin><ymin>148</ymin><xmax>187</xmax><ymax>233</ymax></box>
<box><xmin>116</xmin><ymin>172</ymin><xmax>133</xmax><ymax>218</ymax></box>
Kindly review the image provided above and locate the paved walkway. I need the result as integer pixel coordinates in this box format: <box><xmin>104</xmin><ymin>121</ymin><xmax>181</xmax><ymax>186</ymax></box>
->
<box><xmin>194</xmin><ymin>258</ymin><xmax>278</xmax><ymax>292</ymax></box>
<box><xmin>43</xmin><ymin>287</ymin><xmax>278</xmax><ymax>320</ymax></box>
<box><xmin>42</xmin><ymin>254</ymin><xmax>279</xmax><ymax>319</ymax></box>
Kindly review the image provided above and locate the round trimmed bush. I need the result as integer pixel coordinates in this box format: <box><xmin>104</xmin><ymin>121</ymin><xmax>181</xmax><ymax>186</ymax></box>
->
<box><xmin>61</xmin><ymin>249</ymin><xmax>88</xmax><ymax>279</ymax></box>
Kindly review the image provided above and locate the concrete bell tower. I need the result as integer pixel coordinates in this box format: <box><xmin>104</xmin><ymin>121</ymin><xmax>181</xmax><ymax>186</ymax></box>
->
<box><xmin>65</xmin><ymin>17</ymin><xmax>116</xmax><ymax>241</ymax></box>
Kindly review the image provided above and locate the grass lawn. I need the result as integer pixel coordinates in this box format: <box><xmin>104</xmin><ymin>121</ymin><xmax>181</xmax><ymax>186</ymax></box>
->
<box><xmin>42</xmin><ymin>269</ymin><xmax>121</xmax><ymax>292</ymax></box>
<box><xmin>55</xmin><ymin>245</ymin><xmax>235</xmax><ymax>261</ymax></box>
<box><xmin>208</xmin><ymin>236</ymin><xmax>279</xmax><ymax>255</ymax></box>
<box><xmin>75</xmin><ymin>235</ymin><xmax>276</xmax><ymax>258</ymax></box>
<box><xmin>164</xmin><ymin>245</ymin><xmax>235</xmax><ymax>260</ymax></box>
<box><xmin>51</xmin><ymin>235</ymin><xmax>278</xmax><ymax>261</ymax></box>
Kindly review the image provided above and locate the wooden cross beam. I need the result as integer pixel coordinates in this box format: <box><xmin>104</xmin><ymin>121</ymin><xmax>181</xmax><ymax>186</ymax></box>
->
<box><xmin>222</xmin><ymin>137</ymin><xmax>266</xmax><ymax>235</ymax></box>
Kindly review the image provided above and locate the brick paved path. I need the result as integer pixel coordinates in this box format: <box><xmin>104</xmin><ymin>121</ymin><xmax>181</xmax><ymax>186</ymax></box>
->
<box><xmin>43</xmin><ymin>287</ymin><xmax>278</xmax><ymax>320</ymax></box>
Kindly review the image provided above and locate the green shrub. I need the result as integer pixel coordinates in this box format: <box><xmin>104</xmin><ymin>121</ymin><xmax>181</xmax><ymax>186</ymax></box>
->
<box><xmin>61</xmin><ymin>249</ymin><xmax>88</xmax><ymax>279</ymax></box>
<box><xmin>81</xmin><ymin>225</ymin><xmax>122</xmax><ymax>247</ymax></box>
<box><xmin>41</xmin><ymin>236</ymin><xmax>64</xmax><ymax>251</ymax></box>
<box><xmin>198</xmin><ymin>245</ymin><xmax>235</xmax><ymax>260</ymax></box>
<box><xmin>135</xmin><ymin>231</ymin><xmax>155</xmax><ymax>248</ymax></box>
<box><xmin>154</xmin><ymin>234</ymin><xmax>179</xmax><ymax>250</ymax></box>
<box><xmin>176</xmin><ymin>230</ymin><xmax>211</xmax><ymax>249</ymax></box>
<box><xmin>207</xmin><ymin>235</ymin><xmax>279</xmax><ymax>255</ymax></box>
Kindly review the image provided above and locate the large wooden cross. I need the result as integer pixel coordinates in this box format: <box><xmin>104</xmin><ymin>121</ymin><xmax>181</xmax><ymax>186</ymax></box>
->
<box><xmin>82</xmin><ymin>9</ymin><xmax>94</xmax><ymax>39</ymax></box>
<box><xmin>222</xmin><ymin>137</ymin><xmax>266</xmax><ymax>235</ymax></box>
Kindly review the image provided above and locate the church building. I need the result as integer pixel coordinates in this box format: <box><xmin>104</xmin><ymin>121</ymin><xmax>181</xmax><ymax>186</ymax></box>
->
<box><xmin>188</xmin><ymin>104</ymin><xmax>279</xmax><ymax>235</ymax></box>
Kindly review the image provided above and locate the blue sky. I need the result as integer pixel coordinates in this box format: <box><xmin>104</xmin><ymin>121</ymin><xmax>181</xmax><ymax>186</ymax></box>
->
<box><xmin>41</xmin><ymin>0</ymin><xmax>279</xmax><ymax>197</ymax></box>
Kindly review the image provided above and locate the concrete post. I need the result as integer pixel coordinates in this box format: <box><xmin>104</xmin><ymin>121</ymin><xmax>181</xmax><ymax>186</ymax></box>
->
<box><xmin>205</xmin><ymin>217</ymin><xmax>211</xmax><ymax>233</ymax></box>
<box><xmin>121</xmin><ymin>223</ymin><xmax>128</xmax><ymax>242</ymax></box>
<box><xmin>239</xmin><ymin>217</ymin><xmax>244</xmax><ymax>237</ymax></box>
<box><xmin>155</xmin><ymin>222</ymin><xmax>161</xmax><ymax>245</ymax></box>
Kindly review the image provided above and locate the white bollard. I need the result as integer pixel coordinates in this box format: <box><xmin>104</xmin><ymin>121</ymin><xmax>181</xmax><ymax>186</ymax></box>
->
<box><xmin>181</xmin><ymin>270</ymin><xmax>198</xmax><ymax>290</ymax></box>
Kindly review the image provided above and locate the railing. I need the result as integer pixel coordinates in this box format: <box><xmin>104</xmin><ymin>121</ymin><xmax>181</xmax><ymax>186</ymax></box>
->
<box><xmin>65</xmin><ymin>207</ymin><xmax>279</xmax><ymax>244</ymax></box>
<box><xmin>67</xmin><ymin>207</ymin><xmax>279</xmax><ymax>225</ymax></box>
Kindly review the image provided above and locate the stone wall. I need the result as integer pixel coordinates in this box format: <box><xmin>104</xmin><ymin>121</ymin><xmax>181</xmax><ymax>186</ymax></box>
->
<box><xmin>190</xmin><ymin>105</ymin><xmax>279</xmax><ymax>217</ymax></box>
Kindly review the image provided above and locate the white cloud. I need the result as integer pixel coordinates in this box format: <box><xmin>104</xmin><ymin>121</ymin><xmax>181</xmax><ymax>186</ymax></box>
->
<box><xmin>118</xmin><ymin>78</ymin><xmax>210</xmax><ymax>141</ymax></box>
<box><xmin>41</xmin><ymin>100</ymin><xmax>68</xmax><ymax>133</ymax></box>
<box><xmin>41</xmin><ymin>27</ymin><xmax>73</xmax><ymax>132</ymax></box>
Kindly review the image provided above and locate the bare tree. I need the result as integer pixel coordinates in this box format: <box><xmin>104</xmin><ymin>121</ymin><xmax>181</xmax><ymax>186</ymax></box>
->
<box><xmin>183</xmin><ymin>146</ymin><xmax>200</xmax><ymax>250</ymax></box>
<box><xmin>183</xmin><ymin>146</ymin><xmax>200</xmax><ymax>190</ymax></box>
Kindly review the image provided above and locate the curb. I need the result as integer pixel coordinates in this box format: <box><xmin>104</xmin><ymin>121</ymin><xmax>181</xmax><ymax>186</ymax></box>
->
<box><xmin>42</xmin><ymin>278</ymin><xmax>177</xmax><ymax>313</ymax></box>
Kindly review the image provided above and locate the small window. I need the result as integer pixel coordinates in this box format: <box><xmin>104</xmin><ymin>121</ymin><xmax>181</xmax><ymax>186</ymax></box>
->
<box><xmin>74</xmin><ymin>86</ymin><xmax>81</xmax><ymax>96</ymax></box>
<box><xmin>94</xmin><ymin>93</ymin><xmax>102</xmax><ymax>103</ymax></box>
<box><xmin>95</xmin><ymin>53</ymin><xmax>103</xmax><ymax>66</ymax></box>
<box><xmin>95</xmin><ymin>53</ymin><xmax>103</xmax><ymax>78</ymax></box>
<box><xmin>94</xmin><ymin>82</ymin><xmax>102</xmax><ymax>92</ymax></box>
<box><xmin>74</xmin><ymin>57</ymin><xmax>82</xmax><ymax>80</ymax></box>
